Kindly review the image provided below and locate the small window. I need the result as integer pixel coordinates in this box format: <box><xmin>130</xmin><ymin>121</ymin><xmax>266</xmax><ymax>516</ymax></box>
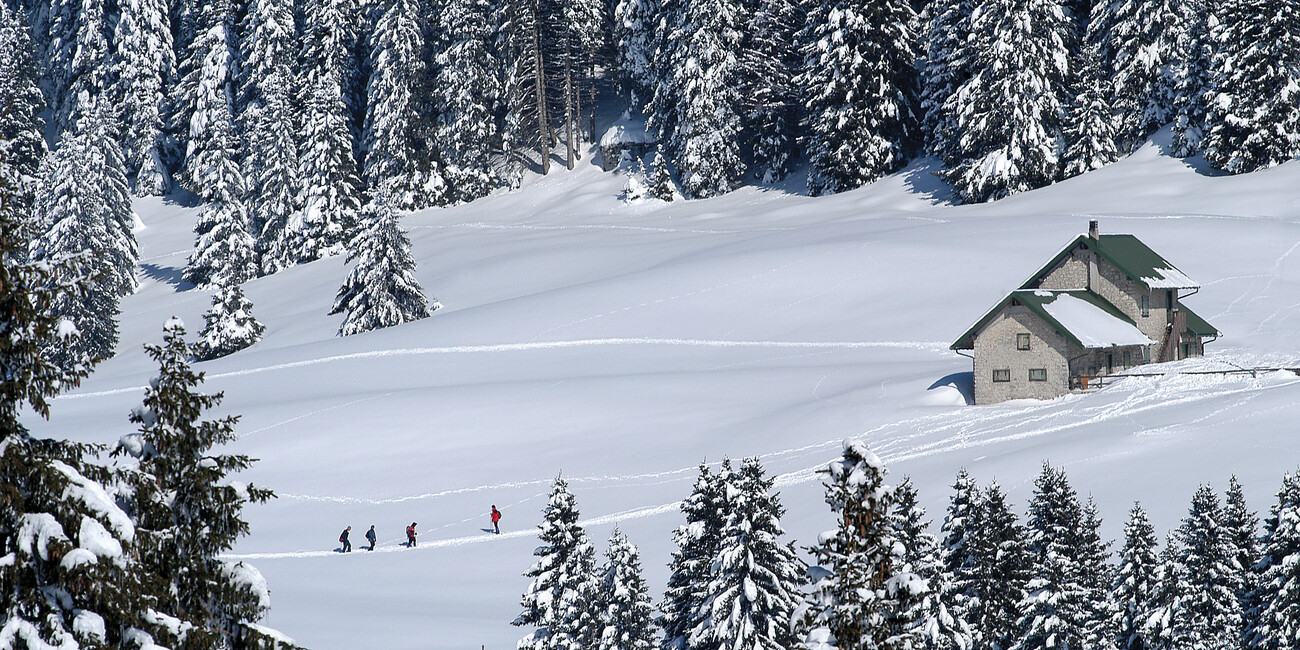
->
<box><xmin>992</xmin><ymin>369</ymin><xmax>1011</xmax><ymax>383</ymax></box>
<box><xmin>1016</xmin><ymin>333</ymin><xmax>1031</xmax><ymax>350</ymax></box>
<box><xmin>1123</xmin><ymin>351</ymin><xmax>1131</xmax><ymax>367</ymax></box>
<box><xmin>1143</xmin><ymin>345</ymin><xmax>1151</xmax><ymax>363</ymax></box>
<box><xmin>1028</xmin><ymin>368</ymin><xmax>1047</xmax><ymax>382</ymax></box>
<box><xmin>1141</xmin><ymin>295</ymin><xmax>1150</xmax><ymax>317</ymax></box>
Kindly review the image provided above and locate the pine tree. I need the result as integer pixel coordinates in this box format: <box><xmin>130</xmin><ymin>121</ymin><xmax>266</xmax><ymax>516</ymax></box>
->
<box><xmin>1202</xmin><ymin>0</ymin><xmax>1300</xmax><ymax>173</ymax></box>
<box><xmin>891</xmin><ymin>477</ymin><xmax>969</xmax><ymax>650</ymax></box>
<box><xmin>920</xmin><ymin>0</ymin><xmax>974</xmax><ymax>159</ymax></box>
<box><xmin>112</xmin><ymin>0</ymin><xmax>174</xmax><ymax>195</ymax></box>
<box><xmin>1143</xmin><ymin>534</ymin><xmax>1183</xmax><ymax>650</ymax></box>
<box><xmin>1245</xmin><ymin>470</ymin><xmax>1300</xmax><ymax>650</ymax></box>
<box><xmin>363</xmin><ymin>0</ymin><xmax>425</xmax><ymax>206</ymax></box>
<box><xmin>514</xmin><ymin>475</ymin><xmax>600</xmax><ymax>650</ymax></box>
<box><xmin>0</xmin><ymin>4</ymin><xmax>48</xmax><ymax>191</ymax></box>
<box><xmin>112</xmin><ymin>318</ymin><xmax>292</xmax><ymax>648</ymax></box>
<box><xmin>937</xmin><ymin>467</ymin><xmax>978</xmax><ymax>645</ymax></box>
<box><xmin>661</xmin><ymin>461</ymin><xmax>728</xmax><ymax>650</ymax></box>
<box><xmin>183</xmin><ymin>120</ymin><xmax>256</xmax><ymax>290</ymax></box>
<box><xmin>1010</xmin><ymin>463</ymin><xmax>1088</xmax><ymax>650</ymax></box>
<box><xmin>965</xmin><ymin>482</ymin><xmax>1032</xmax><ymax>650</ymax></box>
<box><xmin>695</xmin><ymin>457</ymin><xmax>804</xmax><ymax>650</ymax></box>
<box><xmin>1062</xmin><ymin>42</ymin><xmax>1120</xmax><ymax>178</ymax></box>
<box><xmin>1088</xmin><ymin>0</ymin><xmax>1182</xmax><ymax>150</ymax></box>
<box><xmin>742</xmin><ymin>0</ymin><xmax>801</xmax><ymax>184</ymax></box>
<box><xmin>597</xmin><ymin>529</ymin><xmax>656</xmax><ymax>650</ymax></box>
<box><xmin>296</xmin><ymin>68</ymin><xmax>363</xmax><ymax>263</ymax></box>
<box><xmin>330</xmin><ymin>195</ymin><xmax>436</xmax><ymax>336</ymax></box>
<box><xmin>44</xmin><ymin>0</ymin><xmax>111</xmax><ymax>133</ymax></box>
<box><xmin>90</xmin><ymin>109</ymin><xmax>141</xmax><ymax>299</ymax></box>
<box><xmin>1079</xmin><ymin>498</ymin><xmax>1118</xmax><ymax>650</ymax></box>
<box><xmin>1224</xmin><ymin>475</ymin><xmax>1261</xmax><ymax>647</ymax></box>
<box><xmin>613</xmin><ymin>0</ymin><xmax>657</xmax><ymax>104</ymax></box>
<box><xmin>647</xmin><ymin>0</ymin><xmax>747</xmax><ymax>198</ymax></box>
<box><xmin>938</xmin><ymin>0</ymin><xmax>1074</xmax><ymax>203</ymax></box>
<box><xmin>501</xmin><ymin>0</ymin><xmax>554</xmax><ymax>177</ymax></box>
<box><xmin>1114</xmin><ymin>503</ymin><xmax>1159</xmax><ymax>650</ymax></box>
<box><xmin>434</xmin><ymin>0</ymin><xmax>502</xmax><ymax>203</ymax></box>
<box><xmin>1172</xmin><ymin>484</ymin><xmax>1242</xmax><ymax>650</ymax></box>
<box><xmin>175</xmin><ymin>0</ymin><xmax>240</xmax><ymax>198</ymax></box>
<box><xmin>1168</xmin><ymin>1</ymin><xmax>1211</xmax><ymax>157</ymax></box>
<box><xmin>800</xmin><ymin>0</ymin><xmax>920</xmax><ymax>194</ymax></box>
<box><xmin>646</xmin><ymin>149</ymin><xmax>676</xmax><ymax>202</ymax></box>
<box><xmin>194</xmin><ymin>282</ymin><xmax>266</xmax><ymax>361</ymax></box>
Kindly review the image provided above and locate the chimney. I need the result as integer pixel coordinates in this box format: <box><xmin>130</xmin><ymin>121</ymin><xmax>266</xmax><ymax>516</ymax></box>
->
<box><xmin>1088</xmin><ymin>219</ymin><xmax>1100</xmax><ymax>240</ymax></box>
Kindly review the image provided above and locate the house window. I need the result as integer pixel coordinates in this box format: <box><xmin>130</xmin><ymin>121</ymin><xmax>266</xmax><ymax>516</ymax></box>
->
<box><xmin>1141</xmin><ymin>295</ymin><xmax>1150</xmax><ymax>317</ymax></box>
<box><xmin>993</xmin><ymin>369</ymin><xmax>1011</xmax><ymax>383</ymax></box>
<box><xmin>1016</xmin><ymin>333</ymin><xmax>1031</xmax><ymax>350</ymax></box>
<box><xmin>1123</xmin><ymin>350</ymin><xmax>1131</xmax><ymax>367</ymax></box>
<box><xmin>1143</xmin><ymin>345</ymin><xmax>1151</xmax><ymax>363</ymax></box>
<box><xmin>1028</xmin><ymin>368</ymin><xmax>1047</xmax><ymax>382</ymax></box>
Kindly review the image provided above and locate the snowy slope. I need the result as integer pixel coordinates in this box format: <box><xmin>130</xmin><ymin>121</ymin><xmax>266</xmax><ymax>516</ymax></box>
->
<box><xmin>29</xmin><ymin>129</ymin><xmax>1300</xmax><ymax>649</ymax></box>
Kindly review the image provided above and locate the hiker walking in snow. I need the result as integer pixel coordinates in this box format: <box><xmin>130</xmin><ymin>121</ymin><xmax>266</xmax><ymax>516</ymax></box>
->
<box><xmin>366</xmin><ymin>525</ymin><xmax>377</xmax><ymax>550</ymax></box>
<box><xmin>340</xmin><ymin>526</ymin><xmax>352</xmax><ymax>552</ymax></box>
<box><xmin>491</xmin><ymin>505</ymin><xmax>501</xmax><ymax>534</ymax></box>
<box><xmin>407</xmin><ymin>522</ymin><xmax>418</xmax><ymax>547</ymax></box>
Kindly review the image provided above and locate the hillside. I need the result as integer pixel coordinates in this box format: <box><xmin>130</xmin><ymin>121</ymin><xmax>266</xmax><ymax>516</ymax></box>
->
<box><xmin>28</xmin><ymin>130</ymin><xmax>1300</xmax><ymax>649</ymax></box>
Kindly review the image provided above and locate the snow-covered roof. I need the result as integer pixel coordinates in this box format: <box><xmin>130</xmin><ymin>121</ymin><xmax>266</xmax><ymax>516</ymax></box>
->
<box><xmin>952</xmin><ymin>290</ymin><xmax>1156</xmax><ymax>350</ymax></box>
<box><xmin>1022</xmin><ymin>233</ymin><xmax>1200</xmax><ymax>291</ymax></box>
<box><xmin>599</xmin><ymin>112</ymin><xmax>655</xmax><ymax>147</ymax></box>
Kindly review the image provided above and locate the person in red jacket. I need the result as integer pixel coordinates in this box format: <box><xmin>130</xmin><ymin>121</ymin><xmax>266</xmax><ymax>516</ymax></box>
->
<box><xmin>406</xmin><ymin>522</ymin><xmax>417</xmax><ymax>547</ymax></box>
<box><xmin>491</xmin><ymin>506</ymin><xmax>501</xmax><ymax>534</ymax></box>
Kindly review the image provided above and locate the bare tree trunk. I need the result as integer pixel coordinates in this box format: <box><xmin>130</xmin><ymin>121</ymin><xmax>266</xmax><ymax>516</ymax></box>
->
<box><xmin>531</xmin><ymin>0</ymin><xmax>549</xmax><ymax>175</ymax></box>
<box><xmin>564</xmin><ymin>60</ymin><xmax>576</xmax><ymax>170</ymax></box>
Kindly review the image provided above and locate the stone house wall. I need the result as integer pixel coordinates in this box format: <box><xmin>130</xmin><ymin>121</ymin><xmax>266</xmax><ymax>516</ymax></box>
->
<box><xmin>973</xmin><ymin>306</ymin><xmax>1077</xmax><ymax>404</ymax></box>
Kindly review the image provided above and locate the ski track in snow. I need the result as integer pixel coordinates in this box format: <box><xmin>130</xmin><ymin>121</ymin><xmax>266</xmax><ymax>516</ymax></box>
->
<box><xmin>226</xmin><ymin>371</ymin><xmax>1300</xmax><ymax>561</ymax></box>
<box><xmin>58</xmin><ymin>338</ymin><xmax>949</xmax><ymax>401</ymax></box>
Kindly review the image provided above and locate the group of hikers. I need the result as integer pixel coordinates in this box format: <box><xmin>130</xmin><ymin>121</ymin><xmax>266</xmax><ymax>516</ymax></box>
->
<box><xmin>337</xmin><ymin>505</ymin><xmax>502</xmax><ymax>552</ymax></box>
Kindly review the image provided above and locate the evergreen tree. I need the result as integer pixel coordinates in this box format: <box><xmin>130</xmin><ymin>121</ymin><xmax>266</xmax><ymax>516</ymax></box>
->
<box><xmin>965</xmin><ymin>482</ymin><xmax>1032</xmax><ymax>650</ymax></box>
<box><xmin>175</xmin><ymin>0</ymin><xmax>240</xmax><ymax>199</ymax></box>
<box><xmin>891</xmin><ymin>477</ymin><xmax>969</xmax><ymax>650</ymax></box>
<box><xmin>112</xmin><ymin>318</ymin><xmax>292</xmax><ymax>648</ymax></box>
<box><xmin>0</xmin><ymin>4</ymin><xmax>48</xmax><ymax>190</ymax></box>
<box><xmin>330</xmin><ymin>195</ymin><xmax>436</xmax><ymax>336</ymax></box>
<box><xmin>514</xmin><ymin>475</ymin><xmax>600</xmax><ymax>650</ymax></box>
<box><xmin>301</xmin><ymin>0</ymin><xmax>366</xmax><ymax>127</ymax></box>
<box><xmin>1088</xmin><ymin>0</ymin><xmax>1181</xmax><ymax>150</ymax></box>
<box><xmin>1062</xmin><ymin>42</ymin><xmax>1120</xmax><ymax>178</ymax></box>
<box><xmin>1224</xmin><ymin>475</ymin><xmax>1261</xmax><ymax>646</ymax></box>
<box><xmin>194</xmin><ymin>282</ymin><xmax>266</xmax><ymax>361</ymax></box>
<box><xmin>1010</xmin><ymin>463</ymin><xmax>1088</xmax><ymax>650</ymax></box>
<box><xmin>183</xmin><ymin>106</ymin><xmax>256</xmax><ymax>291</ymax></box>
<box><xmin>1078</xmin><ymin>498</ymin><xmax>1118</xmax><ymax>650</ymax></box>
<box><xmin>44</xmin><ymin>0</ymin><xmax>111</xmax><ymax>133</ymax></box>
<box><xmin>613</xmin><ymin>0</ymin><xmax>657</xmax><ymax>104</ymax></box>
<box><xmin>646</xmin><ymin>149</ymin><xmax>675</xmax><ymax>202</ymax></box>
<box><xmin>1171</xmin><ymin>484</ymin><xmax>1242</xmax><ymax>650</ymax></box>
<box><xmin>90</xmin><ymin>110</ymin><xmax>141</xmax><ymax>299</ymax></box>
<box><xmin>1114</xmin><ymin>503</ymin><xmax>1159</xmax><ymax>650</ymax></box>
<box><xmin>661</xmin><ymin>461</ymin><xmax>728</xmax><ymax>650</ymax></box>
<box><xmin>694</xmin><ymin>457</ymin><xmax>803</xmax><ymax>650</ymax></box>
<box><xmin>596</xmin><ymin>529</ymin><xmax>656</xmax><ymax>650</ymax></box>
<box><xmin>112</xmin><ymin>0</ymin><xmax>175</xmax><ymax>195</ymax></box>
<box><xmin>937</xmin><ymin>468</ymin><xmax>978</xmax><ymax>643</ymax></box>
<box><xmin>938</xmin><ymin>0</ymin><xmax>1074</xmax><ymax>203</ymax></box>
<box><xmin>501</xmin><ymin>0</ymin><xmax>554</xmax><ymax>176</ymax></box>
<box><xmin>434</xmin><ymin>0</ymin><xmax>502</xmax><ymax>203</ymax></box>
<box><xmin>920</xmin><ymin>0</ymin><xmax>974</xmax><ymax>159</ymax></box>
<box><xmin>295</xmin><ymin>68</ymin><xmax>363</xmax><ymax>263</ymax></box>
<box><xmin>1143</xmin><ymin>534</ymin><xmax>1183</xmax><ymax>650</ymax></box>
<box><xmin>800</xmin><ymin>0</ymin><xmax>920</xmax><ymax>194</ymax></box>
<box><xmin>1202</xmin><ymin>0</ymin><xmax>1300</xmax><ymax>173</ymax></box>
<box><xmin>363</xmin><ymin>0</ymin><xmax>426</xmax><ymax>206</ymax></box>
<box><xmin>742</xmin><ymin>0</ymin><xmax>801</xmax><ymax>184</ymax></box>
<box><xmin>647</xmin><ymin>0</ymin><xmax>747</xmax><ymax>198</ymax></box>
<box><xmin>1245</xmin><ymin>470</ymin><xmax>1300</xmax><ymax>650</ymax></box>
<box><xmin>1168</xmin><ymin>1</ymin><xmax>1211</xmax><ymax>157</ymax></box>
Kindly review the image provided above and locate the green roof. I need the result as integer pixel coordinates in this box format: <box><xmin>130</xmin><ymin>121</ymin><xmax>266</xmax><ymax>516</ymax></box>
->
<box><xmin>1182</xmin><ymin>304</ymin><xmax>1220</xmax><ymax>338</ymax></box>
<box><xmin>1021</xmin><ymin>234</ymin><xmax>1200</xmax><ymax>291</ymax></box>
<box><xmin>951</xmin><ymin>289</ymin><xmax>1146</xmax><ymax>351</ymax></box>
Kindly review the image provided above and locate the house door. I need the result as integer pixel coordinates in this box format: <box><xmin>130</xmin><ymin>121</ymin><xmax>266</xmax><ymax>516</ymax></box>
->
<box><xmin>1106</xmin><ymin>352</ymin><xmax>1114</xmax><ymax>373</ymax></box>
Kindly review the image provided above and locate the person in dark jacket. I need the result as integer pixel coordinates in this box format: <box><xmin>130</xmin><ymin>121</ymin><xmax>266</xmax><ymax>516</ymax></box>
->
<box><xmin>407</xmin><ymin>522</ymin><xmax>417</xmax><ymax>547</ymax></box>
<box><xmin>340</xmin><ymin>526</ymin><xmax>352</xmax><ymax>552</ymax></box>
<box><xmin>491</xmin><ymin>505</ymin><xmax>501</xmax><ymax>534</ymax></box>
<box><xmin>365</xmin><ymin>525</ymin><xmax>377</xmax><ymax>550</ymax></box>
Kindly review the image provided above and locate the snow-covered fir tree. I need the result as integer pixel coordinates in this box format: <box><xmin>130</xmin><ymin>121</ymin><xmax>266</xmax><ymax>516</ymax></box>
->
<box><xmin>182</xmin><ymin>109</ymin><xmax>256</xmax><ymax>290</ymax></box>
<box><xmin>1062</xmin><ymin>42</ymin><xmax>1120</xmax><ymax>179</ymax></box>
<box><xmin>301</xmin><ymin>0</ymin><xmax>366</xmax><ymax>127</ymax></box>
<box><xmin>1088</xmin><ymin>0</ymin><xmax>1181</xmax><ymax>150</ymax></box>
<box><xmin>0</xmin><ymin>4</ymin><xmax>47</xmax><ymax>190</ymax></box>
<box><xmin>938</xmin><ymin>0</ymin><xmax>1074</xmax><ymax>203</ymax></box>
<box><xmin>1167</xmin><ymin>0</ymin><xmax>1211</xmax><ymax>157</ymax></box>
<box><xmin>799</xmin><ymin>0</ymin><xmax>920</xmax><ymax>194</ymax></box>
<box><xmin>43</xmin><ymin>0</ymin><xmax>110</xmax><ymax>133</ymax></box>
<box><xmin>1171</xmin><ymin>484</ymin><xmax>1242</xmax><ymax>650</ymax></box>
<box><xmin>1245</xmin><ymin>471</ymin><xmax>1300</xmax><ymax>650</ymax></box>
<box><xmin>920</xmin><ymin>0</ymin><xmax>973</xmax><ymax>158</ymax></box>
<box><xmin>741</xmin><ymin>0</ymin><xmax>801</xmax><ymax>184</ymax></box>
<box><xmin>1202</xmin><ymin>0</ymin><xmax>1300</xmax><ymax>173</ymax></box>
<box><xmin>112</xmin><ymin>0</ymin><xmax>174</xmax><ymax>195</ymax></box>
<box><xmin>937</xmin><ymin>468</ymin><xmax>978</xmax><ymax>646</ymax></box>
<box><xmin>1078</xmin><ymin>498</ymin><xmax>1118</xmax><ymax>650</ymax></box>
<box><xmin>647</xmin><ymin>149</ymin><xmax>676</xmax><ymax>202</ymax></box>
<box><xmin>1224</xmin><ymin>475</ymin><xmax>1261</xmax><ymax>643</ymax></box>
<box><xmin>194</xmin><ymin>282</ymin><xmax>266</xmax><ymax>361</ymax></box>
<box><xmin>647</xmin><ymin>0</ymin><xmax>747</xmax><ymax>198</ymax></box>
<box><xmin>965</xmin><ymin>482</ymin><xmax>1032</xmax><ymax>650</ymax></box>
<box><xmin>112</xmin><ymin>318</ymin><xmax>293</xmax><ymax>648</ymax></box>
<box><xmin>557</xmin><ymin>0</ymin><xmax>610</xmax><ymax>170</ymax></box>
<box><xmin>891</xmin><ymin>477</ymin><xmax>969</xmax><ymax>650</ymax></box>
<box><xmin>596</xmin><ymin>529</ymin><xmax>656</xmax><ymax>650</ymax></box>
<box><xmin>661</xmin><ymin>461</ymin><xmax>728</xmax><ymax>650</ymax></box>
<box><xmin>1143</xmin><ymin>533</ymin><xmax>1184</xmax><ymax>650</ymax></box>
<box><xmin>804</xmin><ymin>442</ymin><xmax>922</xmax><ymax>650</ymax></box>
<box><xmin>500</xmin><ymin>0</ymin><xmax>554</xmax><ymax>177</ymax></box>
<box><xmin>330</xmin><ymin>195</ymin><xmax>436</xmax><ymax>336</ymax></box>
<box><xmin>1010</xmin><ymin>463</ymin><xmax>1089</xmax><ymax>650</ymax></box>
<box><xmin>295</xmin><ymin>65</ymin><xmax>363</xmax><ymax>263</ymax></box>
<box><xmin>1114</xmin><ymin>503</ymin><xmax>1159</xmax><ymax>650</ymax></box>
<box><xmin>90</xmin><ymin>110</ymin><xmax>141</xmax><ymax>299</ymax></box>
<box><xmin>434</xmin><ymin>0</ymin><xmax>501</xmax><ymax>204</ymax></box>
<box><xmin>175</xmin><ymin>0</ymin><xmax>239</xmax><ymax>197</ymax></box>
<box><xmin>613</xmin><ymin>0</ymin><xmax>657</xmax><ymax>104</ymax></box>
<box><xmin>363</xmin><ymin>0</ymin><xmax>425</xmax><ymax>206</ymax></box>
<box><xmin>695</xmin><ymin>457</ymin><xmax>804</xmax><ymax>650</ymax></box>
<box><xmin>514</xmin><ymin>475</ymin><xmax>600</xmax><ymax>650</ymax></box>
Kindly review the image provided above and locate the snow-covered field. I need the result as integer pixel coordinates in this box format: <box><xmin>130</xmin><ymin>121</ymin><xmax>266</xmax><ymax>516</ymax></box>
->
<box><xmin>29</xmin><ymin>130</ymin><xmax>1300</xmax><ymax>649</ymax></box>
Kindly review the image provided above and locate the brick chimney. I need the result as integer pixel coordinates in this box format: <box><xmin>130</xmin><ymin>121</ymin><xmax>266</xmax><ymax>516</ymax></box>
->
<box><xmin>1089</xmin><ymin>219</ymin><xmax>1099</xmax><ymax>240</ymax></box>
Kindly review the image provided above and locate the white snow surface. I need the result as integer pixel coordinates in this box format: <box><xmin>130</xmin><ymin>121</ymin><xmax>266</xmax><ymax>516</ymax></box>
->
<box><xmin>28</xmin><ymin>128</ymin><xmax>1300</xmax><ymax>649</ymax></box>
<box><xmin>1037</xmin><ymin>293</ymin><xmax>1156</xmax><ymax>348</ymax></box>
<box><xmin>599</xmin><ymin>111</ymin><xmax>655</xmax><ymax>147</ymax></box>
